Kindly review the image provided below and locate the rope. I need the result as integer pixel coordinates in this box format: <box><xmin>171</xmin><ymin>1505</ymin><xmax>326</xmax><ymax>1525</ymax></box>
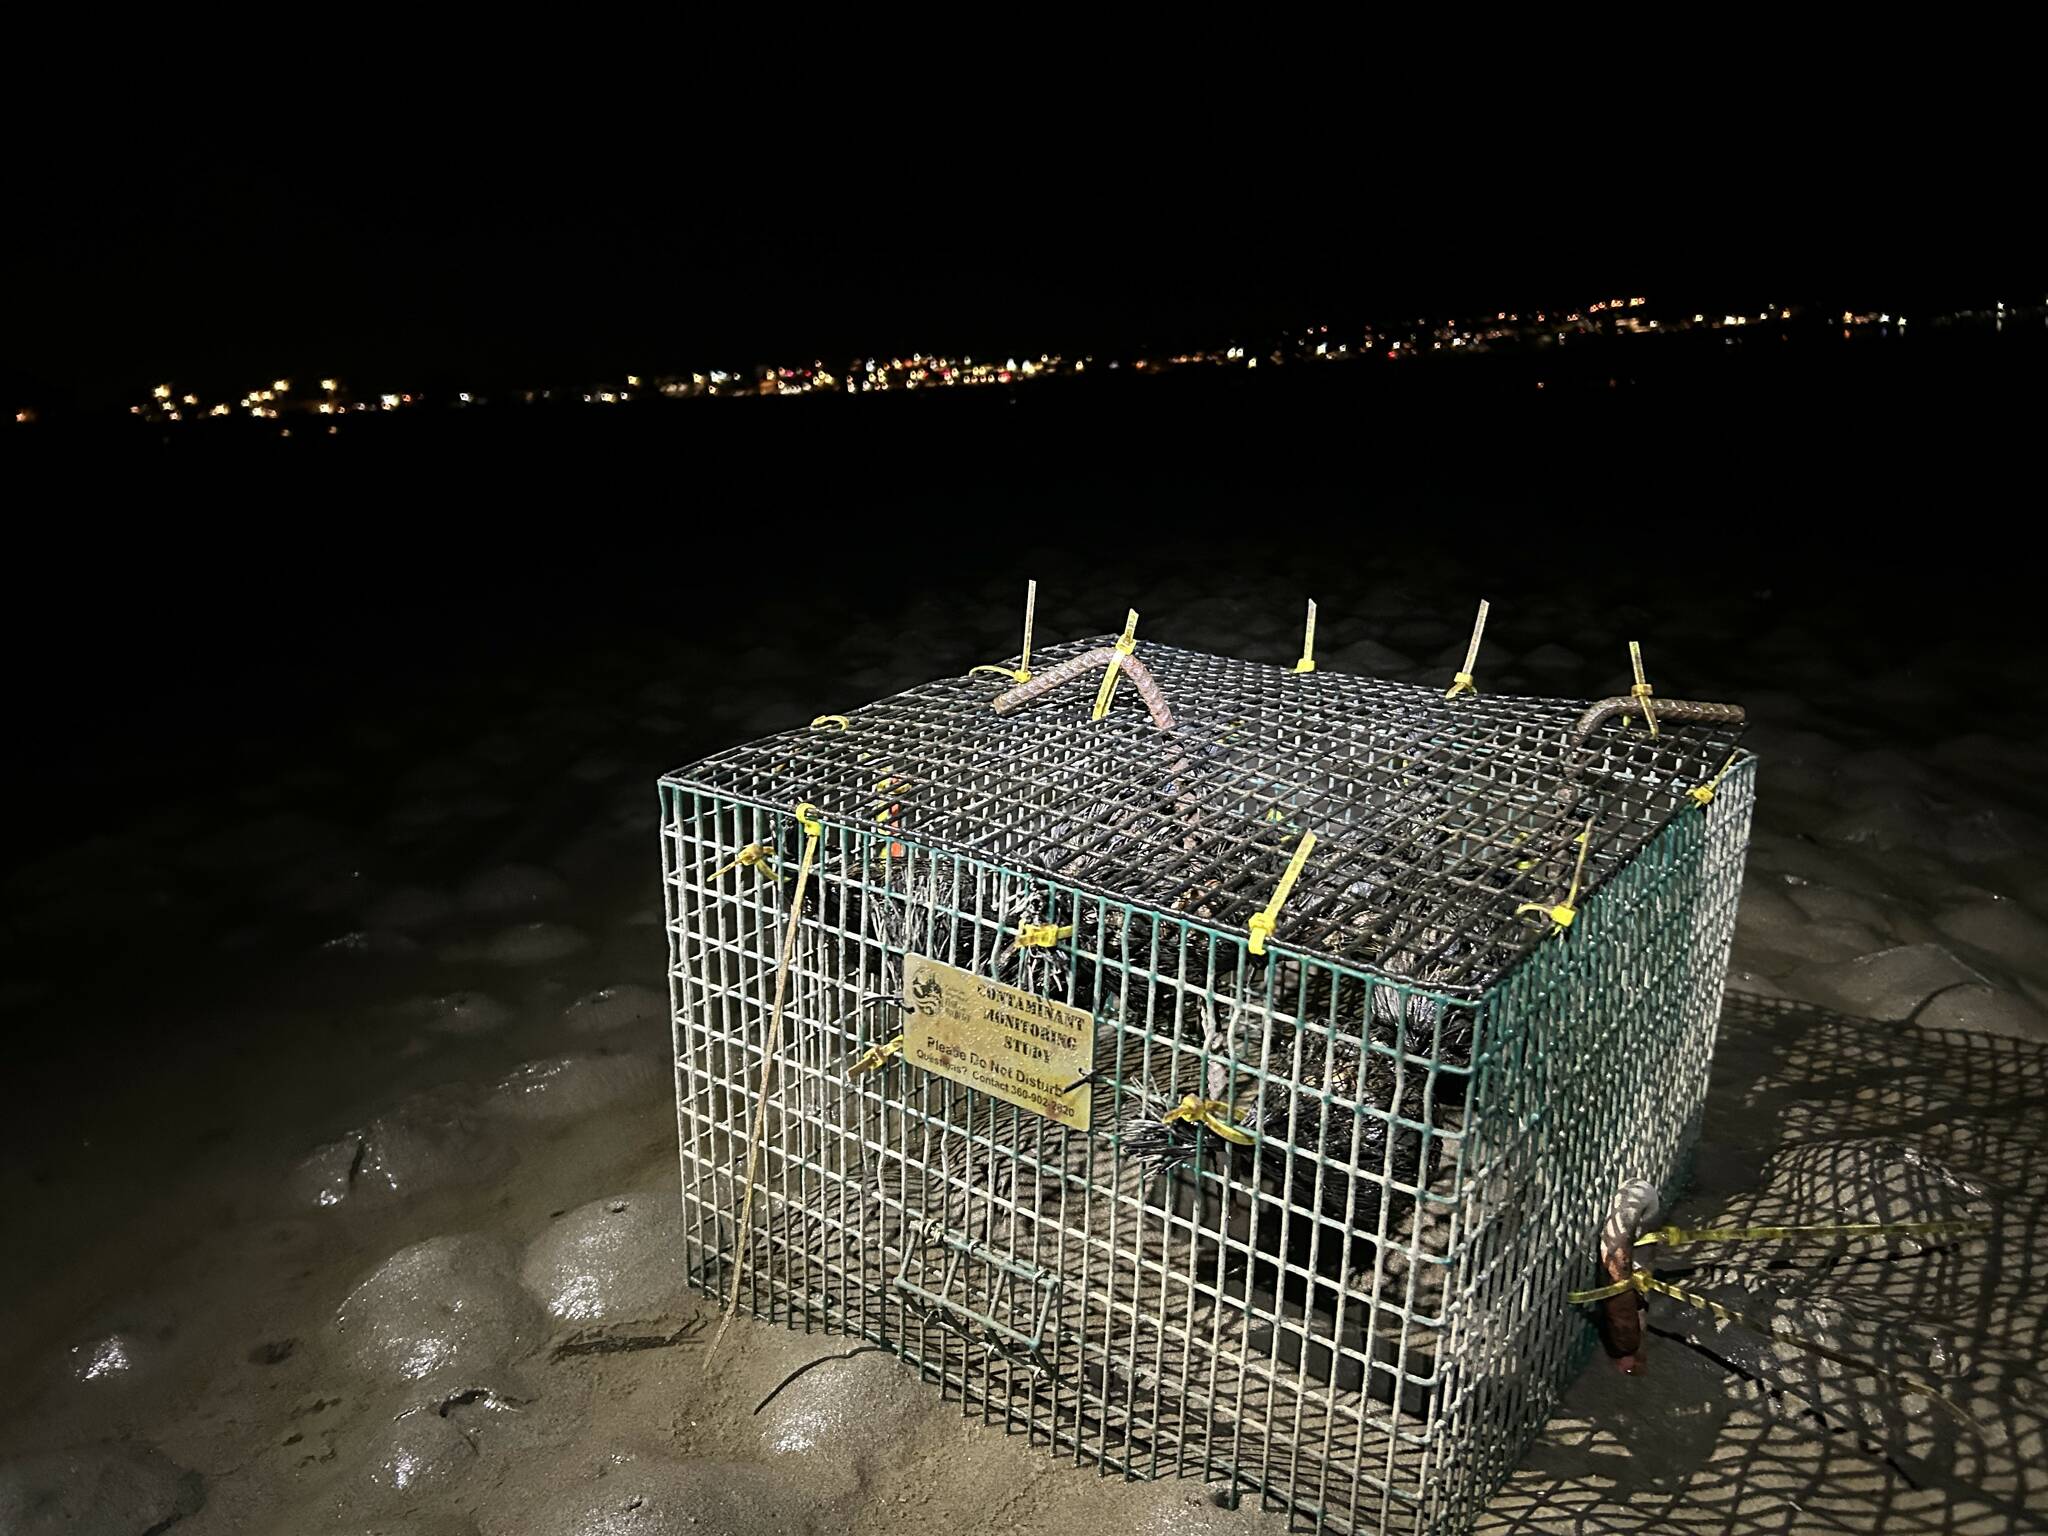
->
<box><xmin>1294</xmin><ymin>598</ymin><xmax>1317</xmax><ymax>674</ymax></box>
<box><xmin>1248</xmin><ymin>830</ymin><xmax>1318</xmax><ymax>955</ymax></box>
<box><xmin>1636</xmin><ymin>1219</ymin><xmax>1988</xmax><ymax>1248</ymax></box>
<box><xmin>709</xmin><ymin>801</ymin><xmax>824</xmax><ymax>1362</ymax></box>
<box><xmin>1445</xmin><ymin>599</ymin><xmax>1489</xmax><ymax>699</ymax></box>
<box><xmin>1570</xmin><ymin>1265</ymin><xmax>1982</xmax><ymax>1436</ymax></box>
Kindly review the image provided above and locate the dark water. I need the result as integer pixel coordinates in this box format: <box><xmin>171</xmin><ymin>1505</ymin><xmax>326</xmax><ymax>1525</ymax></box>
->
<box><xmin>2</xmin><ymin>329</ymin><xmax>2038</xmax><ymax>989</ymax></box>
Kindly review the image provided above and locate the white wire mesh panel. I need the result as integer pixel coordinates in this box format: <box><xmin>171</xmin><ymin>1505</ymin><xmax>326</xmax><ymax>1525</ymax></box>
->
<box><xmin>661</xmin><ymin>640</ymin><xmax>1754</xmax><ymax>1534</ymax></box>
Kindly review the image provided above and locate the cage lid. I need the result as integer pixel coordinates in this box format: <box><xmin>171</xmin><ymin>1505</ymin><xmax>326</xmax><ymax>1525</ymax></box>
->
<box><xmin>664</xmin><ymin>637</ymin><xmax>1748</xmax><ymax>995</ymax></box>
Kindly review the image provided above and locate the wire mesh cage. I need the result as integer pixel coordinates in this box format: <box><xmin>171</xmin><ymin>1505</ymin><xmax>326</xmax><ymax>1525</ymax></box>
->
<box><xmin>660</xmin><ymin>634</ymin><xmax>1755</xmax><ymax>1534</ymax></box>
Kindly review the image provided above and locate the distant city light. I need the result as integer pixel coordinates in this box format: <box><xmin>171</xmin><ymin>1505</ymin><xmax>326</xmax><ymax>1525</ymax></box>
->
<box><xmin>64</xmin><ymin>292</ymin><xmax>2037</xmax><ymax>434</ymax></box>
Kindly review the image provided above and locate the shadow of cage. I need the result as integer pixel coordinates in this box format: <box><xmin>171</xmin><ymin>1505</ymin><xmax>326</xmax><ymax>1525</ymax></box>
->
<box><xmin>1477</xmin><ymin>989</ymin><xmax>2048</xmax><ymax>1536</ymax></box>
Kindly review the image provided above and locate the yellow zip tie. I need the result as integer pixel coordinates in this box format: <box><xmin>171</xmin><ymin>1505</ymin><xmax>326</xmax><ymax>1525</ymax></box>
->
<box><xmin>873</xmin><ymin>773</ymin><xmax>907</xmax><ymax>825</ymax></box>
<box><xmin>1021</xmin><ymin>578</ymin><xmax>1037</xmax><ymax>677</ymax></box>
<box><xmin>1016</xmin><ymin>922</ymin><xmax>1074</xmax><ymax>949</ymax></box>
<box><xmin>707</xmin><ymin>843</ymin><xmax>775</xmax><ymax>881</ymax></box>
<box><xmin>1636</xmin><ymin>1219</ymin><xmax>1987</xmax><ymax>1249</ymax></box>
<box><xmin>1248</xmin><ymin>830</ymin><xmax>1318</xmax><ymax>955</ymax></box>
<box><xmin>1687</xmin><ymin>753</ymin><xmax>1739</xmax><ymax>808</ymax></box>
<box><xmin>1516</xmin><ymin>817</ymin><xmax>1593</xmax><ymax>932</ymax></box>
<box><xmin>1294</xmin><ymin>598</ymin><xmax>1317</xmax><ymax>674</ymax></box>
<box><xmin>971</xmin><ymin>577</ymin><xmax>1035</xmax><ymax>682</ymax></box>
<box><xmin>1444</xmin><ymin>598</ymin><xmax>1489</xmax><ymax>699</ymax></box>
<box><xmin>810</xmin><ymin>714</ymin><xmax>850</xmax><ymax>731</ymax></box>
<box><xmin>1566</xmin><ymin>1272</ymin><xmax>1639</xmax><ymax>1303</ymax></box>
<box><xmin>712</xmin><ymin>800</ymin><xmax>824</xmax><ymax>1362</ymax></box>
<box><xmin>1092</xmin><ymin>609</ymin><xmax>1140</xmax><ymax>721</ymax></box>
<box><xmin>1161</xmin><ymin>1094</ymin><xmax>1256</xmax><ymax>1145</ymax></box>
<box><xmin>1626</xmin><ymin>640</ymin><xmax>1660</xmax><ymax>736</ymax></box>
<box><xmin>849</xmin><ymin>1035</ymin><xmax>904</xmax><ymax>1075</ymax></box>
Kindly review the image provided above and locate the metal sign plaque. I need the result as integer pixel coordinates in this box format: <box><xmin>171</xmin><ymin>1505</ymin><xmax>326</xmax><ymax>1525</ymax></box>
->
<box><xmin>902</xmin><ymin>953</ymin><xmax>1095</xmax><ymax>1130</ymax></box>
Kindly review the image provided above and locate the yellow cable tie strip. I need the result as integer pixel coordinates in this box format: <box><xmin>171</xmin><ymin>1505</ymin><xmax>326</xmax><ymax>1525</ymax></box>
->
<box><xmin>1020</xmin><ymin>577</ymin><xmax>1036</xmax><ymax>678</ymax></box>
<box><xmin>1161</xmin><ymin>1094</ymin><xmax>1256</xmax><ymax>1145</ymax></box>
<box><xmin>1248</xmin><ymin>830</ymin><xmax>1318</xmax><ymax>955</ymax></box>
<box><xmin>1635</xmin><ymin>1219</ymin><xmax>1987</xmax><ymax>1249</ymax></box>
<box><xmin>1626</xmin><ymin>640</ymin><xmax>1660</xmax><ymax>736</ymax></box>
<box><xmin>1445</xmin><ymin>598</ymin><xmax>1489</xmax><ymax>699</ymax></box>
<box><xmin>970</xmin><ymin>580</ymin><xmax>1041</xmax><ymax>684</ymax></box>
<box><xmin>1016</xmin><ymin>922</ymin><xmax>1074</xmax><ymax>949</ymax></box>
<box><xmin>1092</xmin><ymin>608</ymin><xmax>1140</xmax><ymax>720</ymax></box>
<box><xmin>1515</xmin><ymin>816</ymin><xmax>1593</xmax><ymax>933</ymax></box>
<box><xmin>794</xmin><ymin>802</ymin><xmax>824</xmax><ymax>837</ymax></box>
<box><xmin>849</xmin><ymin>1035</ymin><xmax>904</xmax><ymax>1076</ymax></box>
<box><xmin>810</xmin><ymin>714</ymin><xmax>850</xmax><ymax>732</ymax></box>
<box><xmin>1294</xmin><ymin>598</ymin><xmax>1318</xmax><ymax>674</ymax></box>
<box><xmin>1687</xmin><ymin>752</ymin><xmax>1740</xmax><ymax>808</ymax></box>
<box><xmin>707</xmin><ymin>843</ymin><xmax>775</xmax><ymax>881</ymax></box>
<box><xmin>1566</xmin><ymin>1272</ymin><xmax>1642</xmax><ymax>1304</ymax></box>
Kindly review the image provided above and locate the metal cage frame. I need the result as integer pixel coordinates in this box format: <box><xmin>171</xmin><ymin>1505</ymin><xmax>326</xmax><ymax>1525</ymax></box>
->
<box><xmin>660</xmin><ymin>641</ymin><xmax>1755</xmax><ymax>1534</ymax></box>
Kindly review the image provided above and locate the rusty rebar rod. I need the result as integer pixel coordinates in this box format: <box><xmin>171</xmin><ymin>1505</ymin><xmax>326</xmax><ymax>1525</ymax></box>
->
<box><xmin>1567</xmin><ymin>696</ymin><xmax>1746</xmax><ymax>748</ymax></box>
<box><xmin>990</xmin><ymin>647</ymin><xmax>1179</xmax><ymax>731</ymax></box>
<box><xmin>1556</xmin><ymin>696</ymin><xmax>1747</xmax><ymax>808</ymax></box>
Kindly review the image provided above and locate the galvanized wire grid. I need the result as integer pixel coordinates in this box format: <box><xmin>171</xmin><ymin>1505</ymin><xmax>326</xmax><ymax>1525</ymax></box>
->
<box><xmin>676</xmin><ymin>637</ymin><xmax>1745</xmax><ymax>994</ymax></box>
<box><xmin>661</xmin><ymin>645</ymin><xmax>1755</xmax><ymax>1535</ymax></box>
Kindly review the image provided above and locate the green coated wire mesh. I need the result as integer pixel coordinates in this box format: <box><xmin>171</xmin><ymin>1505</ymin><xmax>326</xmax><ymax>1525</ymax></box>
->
<box><xmin>660</xmin><ymin>636</ymin><xmax>1755</xmax><ymax>1534</ymax></box>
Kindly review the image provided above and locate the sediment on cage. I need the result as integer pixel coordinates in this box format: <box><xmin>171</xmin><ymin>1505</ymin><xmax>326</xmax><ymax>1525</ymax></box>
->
<box><xmin>662</xmin><ymin>636</ymin><xmax>1754</xmax><ymax>1536</ymax></box>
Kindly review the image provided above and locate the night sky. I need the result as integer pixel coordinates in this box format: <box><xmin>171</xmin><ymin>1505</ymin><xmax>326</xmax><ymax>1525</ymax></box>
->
<box><xmin>3</xmin><ymin>96</ymin><xmax>2037</xmax><ymax>827</ymax></box>
<box><xmin>6</xmin><ymin>107</ymin><xmax>2038</xmax><ymax>412</ymax></box>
